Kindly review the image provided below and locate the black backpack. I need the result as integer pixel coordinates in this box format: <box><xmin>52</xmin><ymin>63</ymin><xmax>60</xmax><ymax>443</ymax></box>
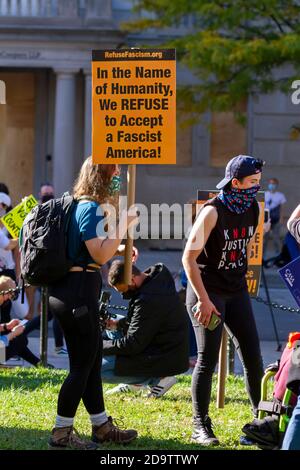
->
<box><xmin>20</xmin><ymin>192</ymin><xmax>76</xmax><ymax>286</ymax></box>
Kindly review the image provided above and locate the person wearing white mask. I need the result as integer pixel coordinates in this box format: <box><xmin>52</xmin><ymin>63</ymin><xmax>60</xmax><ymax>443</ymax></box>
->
<box><xmin>264</xmin><ymin>178</ymin><xmax>287</xmax><ymax>257</ymax></box>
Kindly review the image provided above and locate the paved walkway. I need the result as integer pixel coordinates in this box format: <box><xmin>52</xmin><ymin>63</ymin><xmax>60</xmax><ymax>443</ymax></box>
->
<box><xmin>5</xmin><ymin>337</ymin><xmax>284</xmax><ymax>376</ymax></box>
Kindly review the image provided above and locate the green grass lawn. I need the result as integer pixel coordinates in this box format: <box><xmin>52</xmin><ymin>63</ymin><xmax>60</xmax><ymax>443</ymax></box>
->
<box><xmin>0</xmin><ymin>367</ymin><xmax>258</xmax><ymax>450</ymax></box>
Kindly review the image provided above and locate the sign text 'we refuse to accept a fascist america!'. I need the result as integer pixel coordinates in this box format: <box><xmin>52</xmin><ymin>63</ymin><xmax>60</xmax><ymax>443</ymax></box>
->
<box><xmin>92</xmin><ymin>49</ymin><xmax>176</xmax><ymax>165</ymax></box>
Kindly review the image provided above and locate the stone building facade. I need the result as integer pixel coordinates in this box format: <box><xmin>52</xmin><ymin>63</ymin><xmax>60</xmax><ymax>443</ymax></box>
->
<box><xmin>0</xmin><ymin>0</ymin><xmax>298</xmax><ymax>233</ymax></box>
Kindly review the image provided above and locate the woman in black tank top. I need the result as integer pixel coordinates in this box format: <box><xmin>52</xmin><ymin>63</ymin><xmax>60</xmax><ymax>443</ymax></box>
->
<box><xmin>183</xmin><ymin>156</ymin><xmax>265</xmax><ymax>446</ymax></box>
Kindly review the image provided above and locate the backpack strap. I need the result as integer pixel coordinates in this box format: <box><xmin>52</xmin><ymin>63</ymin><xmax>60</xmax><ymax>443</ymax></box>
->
<box><xmin>76</xmin><ymin>195</ymin><xmax>97</xmax><ymax>203</ymax></box>
<box><xmin>21</xmin><ymin>275</ymin><xmax>25</xmax><ymax>304</ymax></box>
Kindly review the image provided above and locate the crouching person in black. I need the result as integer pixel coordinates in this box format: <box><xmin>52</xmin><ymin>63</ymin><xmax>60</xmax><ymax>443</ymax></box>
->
<box><xmin>102</xmin><ymin>261</ymin><xmax>189</xmax><ymax>398</ymax></box>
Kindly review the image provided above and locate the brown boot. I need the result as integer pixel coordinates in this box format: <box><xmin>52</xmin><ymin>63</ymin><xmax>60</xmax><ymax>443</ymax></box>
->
<box><xmin>92</xmin><ymin>417</ymin><xmax>137</xmax><ymax>444</ymax></box>
<box><xmin>49</xmin><ymin>425</ymin><xmax>98</xmax><ymax>450</ymax></box>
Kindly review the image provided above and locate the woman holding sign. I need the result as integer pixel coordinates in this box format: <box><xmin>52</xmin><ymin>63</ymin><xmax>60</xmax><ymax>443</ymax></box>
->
<box><xmin>183</xmin><ymin>155</ymin><xmax>265</xmax><ymax>446</ymax></box>
<box><xmin>48</xmin><ymin>157</ymin><xmax>139</xmax><ymax>450</ymax></box>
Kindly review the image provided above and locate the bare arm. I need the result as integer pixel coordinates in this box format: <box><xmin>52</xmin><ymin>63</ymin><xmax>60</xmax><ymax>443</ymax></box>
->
<box><xmin>85</xmin><ymin>211</ymin><xmax>138</xmax><ymax>266</ymax></box>
<box><xmin>289</xmin><ymin>204</ymin><xmax>300</xmax><ymax>221</ymax></box>
<box><xmin>5</xmin><ymin>239</ymin><xmax>18</xmax><ymax>251</ymax></box>
<box><xmin>114</xmin><ymin>244</ymin><xmax>139</xmax><ymax>262</ymax></box>
<box><xmin>182</xmin><ymin>205</ymin><xmax>220</xmax><ymax>327</ymax></box>
<box><xmin>182</xmin><ymin>206</ymin><xmax>217</xmax><ymax>301</ymax></box>
<box><xmin>287</xmin><ymin>204</ymin><xmax>300</xmax><ymax>244</ymax></box>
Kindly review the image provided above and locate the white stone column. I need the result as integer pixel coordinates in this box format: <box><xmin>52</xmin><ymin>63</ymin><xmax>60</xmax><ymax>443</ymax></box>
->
<box><xmin>53</xmin><ymin>69</ymin><xmax>78</xmax><ymax>197</ymax></box>
<box><xmin>85</xmin><ymin>0</ymin><xmax>112</xmax><ymax>22</ymax></box>
<box><xmin>84</xmin><ymin>69</ymin><xmax>92</xmax><ymax>158</ymax></box>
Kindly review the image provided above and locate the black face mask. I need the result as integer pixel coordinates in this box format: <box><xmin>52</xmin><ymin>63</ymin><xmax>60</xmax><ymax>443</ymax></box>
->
<box><xmin>121</xmin><ymin>289</ymin><xmax>136</xmax><ymax>300</ymax></box>
<box><xmin>41</xmin><ymin>194</ymin><xmax>54</xmax><ymax>203</ymax></box>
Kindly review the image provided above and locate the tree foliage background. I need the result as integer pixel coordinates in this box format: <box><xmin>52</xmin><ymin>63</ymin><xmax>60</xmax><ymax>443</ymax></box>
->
<box><xmin>126</xmin><ymin>0</ymin><xmax>300</xmax><ymax>122</ymax></box>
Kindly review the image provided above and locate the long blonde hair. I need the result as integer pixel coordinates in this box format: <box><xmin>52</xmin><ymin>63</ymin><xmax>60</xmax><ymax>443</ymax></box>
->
<box><xmin>72</xmin><ymin>157</ymin><xmax>119</xmax><ymax>209</ymax></box>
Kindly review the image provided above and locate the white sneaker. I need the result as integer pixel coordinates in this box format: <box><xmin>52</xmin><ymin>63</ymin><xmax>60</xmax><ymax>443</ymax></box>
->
<box><xmin>148</xmin><ymin>376</ymin><xmax>177</xmax><ymax>398</ymax></box>
<box><xmin>105</xmin><ymin>383</ymin><xmax>147</xmax><ymax>395</ymax></box>
<box><xmin>54</xmin><ymin>347</ymin><xmax>68</xmax><ymax>356</ymax></box>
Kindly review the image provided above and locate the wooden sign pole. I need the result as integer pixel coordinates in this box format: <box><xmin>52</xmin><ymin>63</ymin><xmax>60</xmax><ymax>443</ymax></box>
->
<box><xmin>123</xmin><ymin>164</ymin><xmax>136</xmax><ymax>285</ymax></box>
<box><xmin>0</xmin><ymin>103</ymin><xmax>6</xmax><ymax>178</ymax></box>
<box><xmin>216</xmin><ymin>328</ymin><xmax>228</xmax><ymax>408</ymax></box>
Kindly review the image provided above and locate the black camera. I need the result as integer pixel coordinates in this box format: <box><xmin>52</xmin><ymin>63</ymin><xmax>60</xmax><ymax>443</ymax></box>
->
<box><xmin>10</xmin><ymin>288</ymin><xmax>19</xmax><ymax>302</ymax></box>
<box><xmin>99</xmin><ymin>291</ymin><xmax>117</xmax><ymax>330</ymax></box>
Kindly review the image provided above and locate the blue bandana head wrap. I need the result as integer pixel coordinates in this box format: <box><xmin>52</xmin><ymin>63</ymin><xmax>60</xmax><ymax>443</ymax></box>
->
<box><xmin>217</xmin><ymin>185</ymin><xmax>260</xmax><ymax>214</ymax></box>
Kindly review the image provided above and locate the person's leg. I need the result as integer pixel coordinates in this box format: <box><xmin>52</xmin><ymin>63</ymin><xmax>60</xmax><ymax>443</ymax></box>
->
<box><xmin>101</xmin><ymin>356</ymin><xmax>150</xmax><ymax>385</ymax></box>
<box><xmin>47</xmin><ymin>277</ymin><xmax>104</xmax><ymax>450</ymax></box>
<box><xmin>224</xmin><ymin>289</ymin><xmax>264</xmax><ymax>415</ymax></box>
<box><xmin>24</xmin><ymin>315</ymin><xmax>41</xmax><ymax>335</ymax></box>
<box><xmin>24</xmin><ymin>308</ymin><xmax>52</xmax><ymax>335</ymax></box>
<box><xmin>101</xmin><ymin>356</ymin><xmax>117</xmax><ymax>379</ymax></box>
<box><xmin>186</xmin><ymin>284</ymin><xmax>225</xmax><ymax>446</ymax></box>
<box><xmin>5</xmin><ymin>334</ymin><xmax>27</xmax><ymax>360</ymax></box>
<box><xmin>103</xmin><ymin>317</ymin><xmax>150</xmax><ymax>387</ymax></box>
<box><xmin>46</xmin><ymin>307</ymin><xmax>65</xmax><ymax>350</ymax></box>
<box><xmin>18</xmin><ymin>345</ymin><xmax>40</xmax><ymax>365</ymax></box>
<box><xmin>49</xmin><ymin>274</ymin><xmax>103</xmax><ymax>419</ymax></box>
<box><xmin>281</xmin><ymin>395</ymin><xmax>300</xmax><ymax>450</ymax></box>
<box><xmin>25</xmin><ymin>286</ymin><xmax>37</xmax><ymax>320</ymax></box>
<box><xmin>5</xmin><ymin>334</ymin><xmax>40</xmax><ymax>365</ymax></box>
<box><xmin>147</xmin><ymin>376</ymin><xmax>178</xmax><ymax>398</ymax></box>
<box><xmin>101</xmin><ymin>355</ymin><xmax>153</xmax><ymax>397</ymax></box>
<box><xmin>24</xmin><ymin>306</ymin><xmax>66</xmax><ymax>352</ymax></box>
<box><xmin>47</xmin><ymin>273</ymin><xmax>109</xmax><ymax>450</ymax></box>
<box><xmin>49</xmin><ymin>272</ymin><xmax>137</xmax><ymax>448</ymax></box>
<box><xmin>186</xmin><ymin>283</ymin><xmax>225</xmax><ymax>420</ymax></box>
<box><xmin>188</xmin><ymin>318</ymin><xmax>198</xmax><ymax>366</ymax></box>
<box><xmin>80</xmin><ymin>277</ymin><xmax>137</xmax><ymax>445</ymax></box>
<box><xmin>53</xmin><ymin>305</ymin><xmax>101</xmax><ymax>418</ymax></box>
<box><xmin>52</xmin><ymin>317</ymin><xmax>65</xmax><ymax>349</ymax></box>
<box><xmin>81</xmin><ymin>314</ymin><xmax>105</xmax><ymax>415</ymax></box>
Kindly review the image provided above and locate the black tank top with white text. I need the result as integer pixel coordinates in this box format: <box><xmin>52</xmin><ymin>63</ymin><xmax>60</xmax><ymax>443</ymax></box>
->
<box><xmin>196</xmin><ymin>197</ymin><xmax>259</xmax><ymax>295</ymax></box>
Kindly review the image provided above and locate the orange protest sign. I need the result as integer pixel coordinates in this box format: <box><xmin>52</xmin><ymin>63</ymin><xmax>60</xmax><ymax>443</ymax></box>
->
<box><xmin>92</xmin><ymin>49</ymin><xmax>176</xmax><ymax>164</ymax></box>
<box><xmin>246</xmin><ymin>192</ymin><xmax>265</xmax><ymax>297</ymax></box>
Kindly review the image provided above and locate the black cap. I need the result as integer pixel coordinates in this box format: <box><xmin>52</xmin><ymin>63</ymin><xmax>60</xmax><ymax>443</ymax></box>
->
<box><xmin>216</xmin><ymin>155</ymin><xmax>265</xmax><ymax>190</ymax></box>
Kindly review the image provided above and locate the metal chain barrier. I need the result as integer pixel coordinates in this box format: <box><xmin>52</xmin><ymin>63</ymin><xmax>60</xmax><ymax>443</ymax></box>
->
<box><xmin>112</xmin><ymin>296</ymin><xmax>300</xmax><ymax>314</ymax></box>
<box><xmin>0</xmin><ymin>284</ymin><xmax>31</xmax><ymax>297</ymax></box>
<box><xmin>0</xmin><ymin>284</ymin><xmax>129</xmax><ymax>311</ymax></box>
<box><xmin>254</xmin><ymin>296</ymin><xmax>300</xmax><ymax>315</ymax></box>
<box><xmin>2</xmin><ymin>287</ymin><xmax>299</xmax><ymax>315</ymax></box>
<box><xmin>108</xmin><ymin>304</ymin><xmax>128</xmax><ymax>311</ymax></box>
